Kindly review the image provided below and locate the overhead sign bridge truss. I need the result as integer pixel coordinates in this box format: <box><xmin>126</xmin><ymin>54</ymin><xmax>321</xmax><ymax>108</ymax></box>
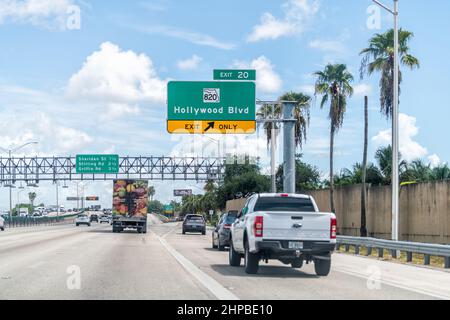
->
<box><xmin>0</xmin><ymin>156</ymin><xmax>225</xmax><ymax>184</ymax></box>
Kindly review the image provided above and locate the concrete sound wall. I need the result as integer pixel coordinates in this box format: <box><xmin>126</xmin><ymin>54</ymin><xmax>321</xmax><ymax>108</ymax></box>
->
<box><xmin>225</xmin><ymin>181</ymin><xmax>450</xmax><ymax>244</ymax></box>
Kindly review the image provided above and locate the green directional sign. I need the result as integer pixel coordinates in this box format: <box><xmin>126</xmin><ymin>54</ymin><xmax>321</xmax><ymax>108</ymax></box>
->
<box><xmin>164</xmin><ymin>204</ymin><xmax>174</xmax><ymax>214</ymax></box>
<box><xmin>167</xmin><ymin>81</ymin><xmax>256</xmax><ymax>134</ymax></box>
<box><xmin>213</xmin><ymin>69</ymin><xmax>256</xmax><ymax>81</ymax></box>
<box><xmin>76</xmin><ymin>154</ymin><xmax>119</xmax><ymax>174</ymax></box>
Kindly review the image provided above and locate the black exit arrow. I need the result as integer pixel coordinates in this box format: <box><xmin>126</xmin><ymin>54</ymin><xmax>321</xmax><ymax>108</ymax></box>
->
<box><xmin>204</xmin><ymin>122</ymin><xmax>215</xmax><ymax>132</ymax></box>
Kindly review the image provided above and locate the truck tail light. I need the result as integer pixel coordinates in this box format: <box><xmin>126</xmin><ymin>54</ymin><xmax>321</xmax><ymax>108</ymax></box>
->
<box><xmin>331</xmin><ymin>217</ymin><xmax>337</xmax><ymax>239</ymax></box>
<box><xmin>253</xmin><ymin>216</ymin><xmax>263</xmax><ymax>237</ymax></box>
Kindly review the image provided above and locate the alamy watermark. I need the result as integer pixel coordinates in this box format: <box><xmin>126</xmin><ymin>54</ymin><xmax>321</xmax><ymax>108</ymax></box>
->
<box><xmin>66</xmin><ymin>5</ymin><xmax>81</xmax><ymax>30</ymax></box>
<box><xmin>66</xmin><ymin>265</ymin><xmax>81</xmax><ymax>290</ymax></box>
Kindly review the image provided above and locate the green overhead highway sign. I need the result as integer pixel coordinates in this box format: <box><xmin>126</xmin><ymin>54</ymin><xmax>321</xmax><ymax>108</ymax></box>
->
<box><xmin>76</xmin><ymin>154</ymin><xmax>119</xmax><ymax>174</ymax></box>
<box><xmin>167</xmin><ymin>81</ymin><xmax>256</xmax><ymax>134</ymax></box>
<box><xmin>213</xmin><ymin>69</ymin><xmax>256</xmax><ymax>81</ymax></box>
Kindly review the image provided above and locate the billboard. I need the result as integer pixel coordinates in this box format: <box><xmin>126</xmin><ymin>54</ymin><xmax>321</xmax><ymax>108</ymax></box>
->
<box><xmin>112</xmin><ymin>180</ymin><xmax>149</xmax><ymax>218</ymax></box>
<box><xmin>174</xmin><ymin>189</ymin><xmax>193</xmax><ymax>197</ymax></box>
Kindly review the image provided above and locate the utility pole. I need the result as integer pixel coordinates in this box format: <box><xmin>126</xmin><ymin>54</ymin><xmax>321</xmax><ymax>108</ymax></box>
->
<box><xmin>373</xmin><ymin>0</ymin><xmax>400</xmax><ymax>243</ymax></box>
<box><xmin>257</xmin><ymin>100</ymin><xmax>297</xmax><ymax>194</ymax></box>
<box><xmin>282</xmin><ymin>101</ymin><xmax>296</xmax><ymax>194</ymax></box>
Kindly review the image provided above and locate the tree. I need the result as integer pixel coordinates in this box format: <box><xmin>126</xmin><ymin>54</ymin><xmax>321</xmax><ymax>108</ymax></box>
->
<box><xmin>402</xmin><ymin>159</ymin><xmax>432</xmax><ymax>183</ymax></box>
<box><xmin>431</xmin><ymin>164</ymin><xmax>450</xmax><ymax>181</ymax></box>
<box><xmin>361</xmin><ymin>96</ymin><xmax>369</xmax><ymax>237</ymax></box>
<box><xmin>374</xmin><ymin>145</ymin><xmax>407</xmax><ymax>184</ymax></box>
<box><xmin>276</xmin><ymin>154</ymin><xmax>322</xmax><ymax>191</ymax></box>
<box><xmin>28</xmin><ymin>192</ymin><xmax>37</xmax><ymax>210</ymax></box>
<box><xmin>258</xmin><ymin>92</ymin><xmax>311</xmax><ymax>149</ymax></box>
<box><xmin>314</xmin><ymin>63</ymin><xmax>354</xmax><ymax>213</ymax></box>
<box><xmin>148</xmin><ymin>200</ymin><xmax>164</xmax><ymax>214</ymax></box>
<box><xmin>360</xmin><ymin>28</ymin><xmax>420</xmax><ymax>119</ymax></box>
<box><xmin>148</xmin><ymin>186</ymin><xmax>155</xmax><ymax>201</ymax></box>
<box><xmin>216</xmin><ymin>163</ymin><xmax>270</xmax><ymax>209</ymax></box>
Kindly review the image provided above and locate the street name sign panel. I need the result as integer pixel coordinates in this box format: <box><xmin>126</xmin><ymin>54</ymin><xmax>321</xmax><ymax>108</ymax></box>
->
<box><xmin>67</xmin><ymin>197</ymin><xmax>82</xmax><ymax>201</ymax></box>
<box><xmin>76</xmin><ymin>154</ymin><xmax>119</xmax><ymax>174</ymax></box>
<box><xmin>174</xmin><ymin>189</ymin><xmax>193</xmax><ymax>197</ymax></box>
<box><xmin>85</xmin><ymin>196</ymin><xmax>99</xmax><ymax>201</ymax></box>
<box><xmin>213</xmin><ymin>69</ymin><xmax>256</xmax><ymax>81</ymax></box>
<box><xmin>167</xmin><ymin>81</ymin><xmax>256</xmax><ymax>134</ymax></box>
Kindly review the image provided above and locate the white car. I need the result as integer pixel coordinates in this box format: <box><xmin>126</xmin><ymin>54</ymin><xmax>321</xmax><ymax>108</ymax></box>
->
<box><xmin>99</xmin><ymin>215</ymin><xmax>111</xmax><ymax>224</ymax></box>
<box><xmin>229</xmin><ymin>193</ymin><xmax>336</xmax><ymax>276</ymax></box>
<box><xmin>75</xmin><ymin>214</ymin><xmax>91</xmax><ymax>227</ymax></box>
<box><xmin>0</xmin><ymin>216</ymin><xmax>5</xmax><ymax>231</ymax></box>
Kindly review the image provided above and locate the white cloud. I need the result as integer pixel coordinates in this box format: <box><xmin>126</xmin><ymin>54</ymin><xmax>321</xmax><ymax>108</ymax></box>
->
<box><xmin>372</xmin><ymin>113</ymin><xmax>428</xmax><ymax>162</ymax></box>
<box><xmin>67</xmin><ymin>42</ymin><xmax>167</xmax><ymax>105</ymax></box>
<box><xmin>296</xmin><ymin>84</ymin><xmax>315</xmax><ymax>95</ymax></box>
<box><xmin>177</xmin><ymin>54</ymin><xmax>203</xmax><ymax>71</ymax></box>
<box><xmin>0</xmin><ymin>112</ymin><xmax>92</xmax><ymax>156</ymax></box>
<box><xmin>0</xmin><ymin>0</ymin><xmax>76</xmax><ymax>29</ymax></box>
<box><xmin>428</xmin><ymin>154</ymin><xmax>440</xmax><ymax>168</ymax></box>
<box><xmin>353</xmin><ymin>84</ymin><xmax>372</xmax><ymax>96</ymax></box>
<box><xmin>134</xmin><ymin>25</ymin><xmax>235</xmax><ymax>50</ymax></box>
<box><xmin>233</xmin><ymin>56</ymin><xmax>282</xmax><ymax>94</ymax></box>
<box><xmin>247</xmin><ymin>0</ymin><xmax>319</xmax><ymax>42</ymax></box>
<box><xmin>308</xmin><ymin>39</ymin><xmax>346</xmax><ymax>54</ymax></box>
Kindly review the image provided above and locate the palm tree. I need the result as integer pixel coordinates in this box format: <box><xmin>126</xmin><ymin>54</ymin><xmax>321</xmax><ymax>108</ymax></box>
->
<box><xmin>361</xmin><ymin>96</ymin><xmax>369</xmax><ymax>237</ymax></box>
<box><xmin>148</xmin><ymin>186</ymin><xmax>155</xmax><ymax>201</ymax></box>
<box><xmin>403</xmin><ymin>160</ymin><xmax>432</xmax><ymax>182</ymax></box>
<box><xmin>431</xmin><ymin>164</ymin><xmax>450</xmax><ymax>181</ymax></box>
<box><xmin>28</xmin><ymin>192</ymin><xmax>37</xmax><ymax>210</ymax></box>
<box><xmin>374</xmin><ymin>145</ymin><xmax>407</xmax><ymax>184</ymax></box>
<box><xmin>204</xmin><ymin>180</ymin><xmax>216</xmax><ymax>193</ymax></box>
<box><xmin>360</xmin><ymin>28</ymin><xmax>420</xmax><ymax>118</ymax></box>
<box><xmin>314</xmin><ymin>64</ymin><xmax>354</xmax><ymax>213</ymax></box>
<box><xmin>258</xmin><ymin>92</ymin><xmax>311</xmax><ymax>149</ymax></box>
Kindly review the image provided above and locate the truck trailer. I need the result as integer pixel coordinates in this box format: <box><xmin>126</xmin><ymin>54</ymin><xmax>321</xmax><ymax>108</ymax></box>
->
<box><xmin>112</xmin><ymin>180</ymin><xmax>149</xmax><ymax>234</ymax></box>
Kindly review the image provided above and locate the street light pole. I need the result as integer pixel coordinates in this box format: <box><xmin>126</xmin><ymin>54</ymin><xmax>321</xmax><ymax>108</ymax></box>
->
<box><xmin>372</xmin><ymin>0</ymin><xmax>399</xmax><ymax>242</ymax></box>
<box><xmin>0</xmin><ymin>141</ymin><xmax>38</xmax><ymax>222</ymax></box>
<box><xmin>9</xmin><ymin>150</ymin><xmax>12</xmax><ymax>221</ymax></box>
<box><xmin>392</xmin><ymin>0</ymin><xmax>400</xmax><ymax>243</ymax></box>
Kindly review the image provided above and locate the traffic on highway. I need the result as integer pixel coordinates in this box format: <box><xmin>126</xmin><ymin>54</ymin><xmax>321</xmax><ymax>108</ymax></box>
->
<box><xmin>0</xmin><ymin>0</ymin><xmax>449</xmax><ymax>313</ymax></box>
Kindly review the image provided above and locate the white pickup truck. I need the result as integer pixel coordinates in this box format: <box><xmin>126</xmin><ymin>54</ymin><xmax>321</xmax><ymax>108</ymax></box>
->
<box><xmin>229</xmin><ymin>193</ymin><xmax>336</xmax><ymax>276</ymax></box>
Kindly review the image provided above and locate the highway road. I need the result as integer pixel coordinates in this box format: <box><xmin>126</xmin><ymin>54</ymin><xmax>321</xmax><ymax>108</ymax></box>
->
<box><xmin>0</xmin><ymin>214</ymin><xmax>449</xmax><ymax>300</ymax></box>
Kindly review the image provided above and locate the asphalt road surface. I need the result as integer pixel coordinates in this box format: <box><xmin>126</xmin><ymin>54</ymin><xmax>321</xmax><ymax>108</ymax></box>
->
<box><xmin>0</xmin><ymin>214</ymin><xmax>449</xmax><ymax>300</ymax></box>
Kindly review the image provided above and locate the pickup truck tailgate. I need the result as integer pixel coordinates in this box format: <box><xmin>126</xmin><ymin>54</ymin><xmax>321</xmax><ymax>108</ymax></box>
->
<box><xmin>260</xmin><ymin>211</ymin><xmax>331</xmax><ymax>241</ymax></box>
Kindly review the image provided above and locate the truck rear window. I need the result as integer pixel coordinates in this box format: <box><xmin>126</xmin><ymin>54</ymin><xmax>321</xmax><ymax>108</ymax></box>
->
<box><xmin>187</xmin><ymin>216</ymin><xmax>204</xmax><ymax>221</ymax></box>
<box><xmin>253</xmin><ymin>197</ymin><xmax>316</xmax><ymax>212</ymax></box>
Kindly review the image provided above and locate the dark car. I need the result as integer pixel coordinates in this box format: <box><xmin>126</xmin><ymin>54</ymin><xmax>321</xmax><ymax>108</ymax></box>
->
<box><xmin>90</xmin><ymin>214</ymin><xmax>99</xmax><ymax>223</ymax></box>
<box><xmin>212</xmin><ymin>211</ymin><xmax>238</xmax><ymax>250</ymax></box>
<box><xmin>182</xmin><ymin>215</ymin><xmax>206</xmax><ymax>235</ymax></box>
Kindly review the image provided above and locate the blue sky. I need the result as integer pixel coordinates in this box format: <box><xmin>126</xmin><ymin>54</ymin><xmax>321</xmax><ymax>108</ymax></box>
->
<box><xmin>0</xmin><ymin>0</ymin><xmax>449</xmax><ymax>208</ymax></box>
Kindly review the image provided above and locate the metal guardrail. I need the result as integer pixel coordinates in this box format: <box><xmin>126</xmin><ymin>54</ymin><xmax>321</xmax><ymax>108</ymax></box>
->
<box><xmin>337</xmin><ymin>236</ymin><xmax>450</xmax><ymax>269</ymax></box>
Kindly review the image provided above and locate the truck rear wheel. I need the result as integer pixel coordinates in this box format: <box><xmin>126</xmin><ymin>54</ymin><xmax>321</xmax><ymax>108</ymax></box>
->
<box><xmin>244</xmin><ymin>241</ymin><xmax>259</xmax><ymax>274</ymax></box>
<box><xmin>228</xmin><ymin>239</ymin><xmax>241</xmax><ymax>267</ymax></box>
<box><xmin>314</xmin><ymin>257</ymin><xmax>331</xmax><ymax>276</ymax></box>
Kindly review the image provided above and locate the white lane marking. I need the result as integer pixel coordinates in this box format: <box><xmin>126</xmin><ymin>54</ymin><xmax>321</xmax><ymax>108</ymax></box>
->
<box><xmin>157</xmin><ymin>235</ymin><xmax>239</xmax><ymax>300</ymax></box>
<box><xmin>162</xmin><ymin>223</ymin><xmax>180</xmax><ymax>239</ymax></box>
<box><xmin>335</xmin><ymin>267</ymin><xmax>450</xmax><ymax>300</ymax></box>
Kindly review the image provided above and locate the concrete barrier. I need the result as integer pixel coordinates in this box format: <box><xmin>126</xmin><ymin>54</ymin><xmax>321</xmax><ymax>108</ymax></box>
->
<box><xmin>225</xmin><ymin>181</ymin><xmax>450</xmax><ymax>244</ymax></box>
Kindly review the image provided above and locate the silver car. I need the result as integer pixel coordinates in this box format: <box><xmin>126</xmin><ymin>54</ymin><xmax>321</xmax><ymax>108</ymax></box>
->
<box><xmin>75</xmin><ymin>214</ymin><xmax>91</xmax><ymax>227</ymax></box>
